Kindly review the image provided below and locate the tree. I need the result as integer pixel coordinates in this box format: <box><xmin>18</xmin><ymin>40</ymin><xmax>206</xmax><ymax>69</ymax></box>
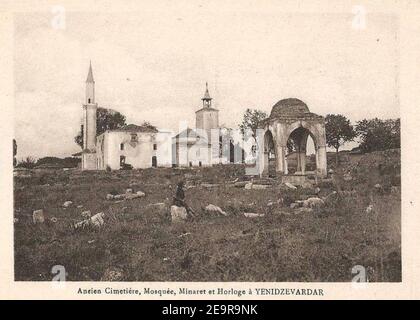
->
<box><xmin>239</xmin><ymin>108</ymin><xmax>268</xmax><ymax>138</ymax></box>
<box><xmin>13</xmin><ymin>139</ymin><xmax>17</xmax><ymax>167</ymax></box>
<box><xmin>325</xmin><ymin>114</ymin><xmax>356</xmax><ymax>165</ymax></box>
<box><xmin>17</xmin><ymin>156</ymin><xmax>37</xmax><ymax>169</ymax></box>
<box><xmin>74</xmin><ymin>108</ymin><xmax>127</xmax><ymax>149</ymax></box>
<box><xmin>355</xmin><ymin>118</ymin><xmax>400</xmax><ymax>153</ymax></box>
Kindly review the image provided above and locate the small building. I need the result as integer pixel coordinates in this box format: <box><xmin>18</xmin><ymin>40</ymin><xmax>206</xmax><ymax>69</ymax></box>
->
<box><xmin>96</xmin><ymin>124</ymin><xmax>172</xmax><ymax>170</ymax></box>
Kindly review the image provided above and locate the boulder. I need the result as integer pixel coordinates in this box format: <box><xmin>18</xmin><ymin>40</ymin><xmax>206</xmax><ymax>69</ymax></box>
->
<box><xmin>106</xmin><ymin>194</ymin><xmax>114</xmax><ymax>200</ymax></box>
<box><xmin>170</xmin><ymin>205</ymin><xmax>188</xmax><ymax>223</ymax></box>
<box><xmin>295</xmin><ymin>207</ymin><xmax>313</xmax><ymax>214</ymax></box>
<box><xmin>126</xmin><ymin>188</ymin><xmax>133</xmax><ymax>194</ymax></box>
<box><xmin>243</xmin><ymin>212</ymin><xmax>265</xmax><ymax>218</ymax></box>
<box><xmin>32</xmin><ymin>209</ymin><xmax>44</xmax><ymax>224</ymax></box>
<box><xmin>284</xmin><ymin>182</ymin><xmax>297</xmax><ymax>190</ymax></box>
<box><xmin>81</xmin><ymin>210</ymin><xmax>92</xmax><ymax>219</ymax></box>
<box><xmin>290</xmin><ymin>202</ymin><xmax>300</xmax><ymax>209</ymax></box>
<box><xmin>251</xmin><ymin>184</ymin><xmax>269</xmax><ymax>190</ymax></box>
<box><xmin>343</xmin><ymin>173</ymin><xmax>352</xmax><ymax>181</ymax></box>
<box><xmin>90</xmin><ymin>212</ymin><xmax>105</xmax><ymax>227</ymax></box>
<box><xmin>205</xmin><ymin>204</ymin><xmax>228</xmax><ymax>216</ymax></box>
<box><xmin>244</xmin><ymin>182</ymin><xmax>253</xmax><ymax>190</ymax></box>
<box><xmin>63</xmin><ymin>201</ymin><xmax>73</xmax><ymax>208</ymax></box>
<box><xmin>366</xmin><ymin>204</ymin><xmax>374</xmax><ymax>214</ymax></box>
<box><xmin>234</xmin><ymin>181</ymin><xmax>249</xmax><ymax>188</ymax></box>
<box><xmin>303</xmin><ymin>197</ymin><xmax>325</xmax><ymax>209</ymax></box>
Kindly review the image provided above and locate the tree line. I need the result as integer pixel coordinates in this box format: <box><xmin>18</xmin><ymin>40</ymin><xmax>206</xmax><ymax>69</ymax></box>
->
<box><xmin>13</xmin><ymin>108</ymin><xmax>400</xmax><ymax>168</ymax></box>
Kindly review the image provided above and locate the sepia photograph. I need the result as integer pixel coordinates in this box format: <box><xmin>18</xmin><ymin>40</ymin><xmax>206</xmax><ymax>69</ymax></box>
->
<box><xmin>9</xmin><ymin>1</ymin><xmax>403</xmax><ymax>286</ymax></box>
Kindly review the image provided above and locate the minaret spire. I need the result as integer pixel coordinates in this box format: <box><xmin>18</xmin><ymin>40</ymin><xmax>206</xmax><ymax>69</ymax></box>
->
<box><xmin>85</xmin><ymin>61</ymin><xmax>95</xmax><ymax>104</ymax></box>
<box><xmin>86</xmin><ymin>60</ymin><xmax>95</xmax><ymax>83</ymax></box>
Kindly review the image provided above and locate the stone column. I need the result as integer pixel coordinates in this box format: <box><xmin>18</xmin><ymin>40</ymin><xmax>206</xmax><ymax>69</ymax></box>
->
<box><xmin>263</xmin><ymin>152</ymin><xmax>269</xmax><ymax>176</ymax></box>
<box><xmin>317</xmin><ymin>145</ymin><xmax>328</xmax><ymax>177</ymax></box>
<box><xmin>275</xmin><ymin>144</ymin><xmax>287</xmax><ymax>174</ymax></box>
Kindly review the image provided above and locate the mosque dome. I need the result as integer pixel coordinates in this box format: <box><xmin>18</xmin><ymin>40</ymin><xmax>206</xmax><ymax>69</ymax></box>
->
<box><xmin>269</xmin><ymin>98</ymin><xmax>310</xmax><ymax>118</ymax></box>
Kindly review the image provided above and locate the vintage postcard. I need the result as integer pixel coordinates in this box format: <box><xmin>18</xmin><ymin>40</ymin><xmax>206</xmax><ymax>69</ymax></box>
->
<box><xmin>1</xmin><ymin>0</ymin><xmax>420</xmax><ymax>300</ymax></box>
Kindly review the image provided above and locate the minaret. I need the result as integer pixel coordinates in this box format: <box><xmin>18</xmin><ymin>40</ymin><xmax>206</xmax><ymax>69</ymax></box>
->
<box><xmin>82</xmin><ymin>61</ymin><xmax>98</xmax><ymax>170</ymax></box>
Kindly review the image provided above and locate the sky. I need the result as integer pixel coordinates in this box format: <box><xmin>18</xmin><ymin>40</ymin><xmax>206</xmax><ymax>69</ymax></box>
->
<box><xmin>14</xmin><ymin>4</ymin><xmax>399</xmax><ymax>159</ymax></box>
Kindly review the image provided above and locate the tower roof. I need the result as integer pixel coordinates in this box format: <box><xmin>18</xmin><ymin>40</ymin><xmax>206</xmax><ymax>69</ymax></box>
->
<box><xmin>86</xmin><ymin>61</ymin><xmax>94</xmax><ymax>83</ymax></box>
<box><xmin>202</xmin><ymin>82</ymin><xmax>212</xmax><ymax>100</ymax></box>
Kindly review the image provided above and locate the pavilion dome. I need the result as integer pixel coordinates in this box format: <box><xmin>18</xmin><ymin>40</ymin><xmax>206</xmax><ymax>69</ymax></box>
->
<box><xmin>269</xmin><ymin>98</ymin><xmax>310</xmax><ymax>118</ymax></box>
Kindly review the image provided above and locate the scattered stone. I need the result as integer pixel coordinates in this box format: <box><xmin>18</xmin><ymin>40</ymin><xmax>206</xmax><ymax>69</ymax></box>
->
<box><xmin>126</xmin><ymin>188</ymin><xmax>133</xmax><ymax>194</ymax></box>
<box><xmin>251</xmin><ymin>184</ymin><xmax>269</xmax><ymax>190</ymax></box>
<box><xmin>303</xmin><ymin>197</ymin><xmax>325</xmax><ymax>209</ymax></box>
<box><xmin>201</xmin><ymin>183</ymin><xmax>219</xmax><ymax>188</ymax></box>
<box><xmin>125</xmin><ymin>191</ymin><xmax>145</xmax><ymax>200</ymax></box>
<box><xmin>314</xmin><ymin>187</ymin><xmax>321</xmax><ymax>194</ymax></box>
<box><xmin>91</xmin><ymin>212</ymin><xmax>105</xmax><ymax>227</ymax></box>
<box><xmin>77</xmin><ymin>205</ymin><xmax>84</xmax><ymax>209</ymax></box>
<box><xmin>50</xmin><ymin>217</ymin><xmax>58</xmax><ymax>223</ymax></box>
<box><xmin>343</xmin><ymin>173</ymin><xmax>352</xmax><ymax>181</ymax></box>
<box><xmin>244</xmin><ymin>182</ymin><xmax>253</xmax><ymax>190</ymax></box>
<box><xmin>178</xmin><ymin>232</ymin><xmax>191</xmax><ymax>238</ymax></box>
<box><xmin>106</xmin><ymin>194</ymin><xmax>114</xmax><ymax>200</ymax></box>
<box><xmin>74</xmin><ymin>212</ymin><xmax>105</xmax><ymax>230</ymax></box>
<box><xmin>101</xmin><ymin>267</ymin><xmax>124</xmax><ymax>281</ymax></box>
<box><xmin>170</xmin><ymin>205</ymin><xmax>188</xmax><ymax>222</ymax></box>
<box><xmin>63</xmin><ymin>201</ymin><xmax>73</xmax><ymax>208</ymax></box>
<box><xmin>243</xmin><ymin>212</ymin><xmax>265</xmax><ymax>218</ymax></box>
<box><xmin>113</xmin><ymin>194</ymin><xmax>124</xmax><ymax>200</ymax></box>
<box><xmin>374</xmin><ymin>183</ymin><xmax>382</xmax><ymax>189</ymax></box>
<box><xmin>88</xmin><ymin>240</ymin><xmax>95</xmax><ymax>244</ymax></box>
<box><xmin>366</xmin><ymin>204</ymin><xmax>374</xmax><ymax>214</ymax></box>
<box><xmin>13</xmin><ymin>218</ymin><xmax>19</xmax><ymax>223</ymax></box>
<box><xmin>81</xmin><ymin>210</ymin><xmax>92</xmax><ymax>219</ymax></box>
<box><xmin>285</xmin><ymin>182</ymin><xmax>297</xmax><ymax>190</ymax></box>
<box><xmin>290</xmin><ymin>202</ymin><xmax>300</xmax><ymax>209</ymax></box>
<box><xmin>205</xmin><ymin>204</ymin><xmax>228</xmax><ymax>216</ymax></box>
<box><xmin>234</xmin><ymin>181</ymin><xmax>248</xmax><ymax>188</ymax></box>
<box><xmin>163</xmin><ymin>257</ymin><xmax>170</xmax><ymax>261</ymax></box>
<box><xmin>32</xmin><ymin>209</ymin><xmax>45</xmax><ymax>224</ymax></box>
<box><xmin>295</xmin><ymin>207</ymin><xmax>313</xmax><ymax>214</ymax></box>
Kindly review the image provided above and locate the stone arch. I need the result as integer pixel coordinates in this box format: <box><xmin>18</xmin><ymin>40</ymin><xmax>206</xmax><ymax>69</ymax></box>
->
<box><xmin>263</xmin><ymin>129</ymin><xmax>276</xmax><ymax>176</ymax></box>
<box><xmin>262</xmin><ymin>98</ymin><xmax>328</xmax><ymax>177</ymax></box>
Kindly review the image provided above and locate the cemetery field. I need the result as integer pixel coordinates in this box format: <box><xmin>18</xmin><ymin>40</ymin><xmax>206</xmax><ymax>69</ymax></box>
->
<box><xmin>14</xmin><ymin>150</ymin><xmax>401</xmax><ymax>282</ymax></box>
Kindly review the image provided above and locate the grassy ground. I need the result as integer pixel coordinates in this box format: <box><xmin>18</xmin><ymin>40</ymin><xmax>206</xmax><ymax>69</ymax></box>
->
<box><xmin>14</xmin><ymin>150</ymin><xmax>401</xmax><ymax>282</ymax></box>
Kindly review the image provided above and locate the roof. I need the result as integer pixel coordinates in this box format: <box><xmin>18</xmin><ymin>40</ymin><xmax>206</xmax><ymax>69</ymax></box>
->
<box><xmin>173</xmin><ymin>128</ymin><xmax>212</xmax><ymax>145</ymax></box>
<box><xmin>109</xmin><ymin>124</ymin><xmax>159</xmax><ymax>133</ymax></box>
<box><xmin>174</xmin><ymin>128</ymin><xmax>198</xmax><ymax>139</ymax></box>
<box><xmin>269</xmin><ymin>98</ymin><xmax>310</xmax><ymax>118</ymax></box>
<box><xmin>86</xmin><ymin>61</ymin><xmax>94</xmax><ymax>83</ymax></box>
<box><xmin>202</xmin><ymin>82</ymin><xmax>212</xmax><ymax>100</ymax></box>
<box><xmin>195</xmin><ymin>107</ymin><xmax>219</xmax><ymax>113</ymax></box>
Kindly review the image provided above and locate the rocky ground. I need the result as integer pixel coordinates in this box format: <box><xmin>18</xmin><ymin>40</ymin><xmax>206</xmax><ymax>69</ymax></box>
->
<box><xmin>14</xmin><ymin>149</ymin><xmax>401</xmax><ymax>282</ymax></box>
